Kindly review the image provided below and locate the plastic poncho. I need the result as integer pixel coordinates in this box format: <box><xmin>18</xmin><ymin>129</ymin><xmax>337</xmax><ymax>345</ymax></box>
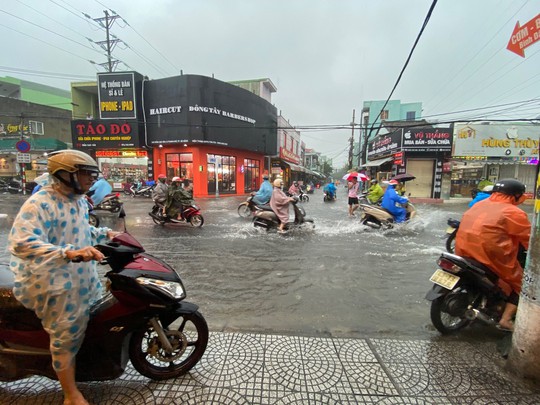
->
<box><xmin>87</xmin><ymin>178</ymin><xmax>112</xmax><ymax>205</ymax></box>
<box><xmin>253</xmin><ymin>180</ymin><xmax>272</xmax><ymax>205</ymax></box>
<box><xmin>288</xmin><ymin>184</ymin><xmax>300</xmax><ymax>196</ymax></box>
<box><xmin>270</xmin><ymin>187</ymin><xmax>290</xmax><ymax>224</ymax></box>
<box><xmin>381</xmin><ymin>185</ymin><xmax>409</xmax><ymax>222</ymax></box>
<box><xmin>8</xmin><ymin>185</ymin><xmax>111</xmax><ymax>372</ymax></box>
<box><xmin>367</xmin><ymin>183</ymin><xmax>384</xmax><ymax>204</ymax></box>
<box><xmin>152</xmin><ymin>181</ymin><xmax>169</xmax><ymax>203</ymax></box>
<box><xmin>455</xmin><ymin>193</ymin><xmax>530</xmax><ymax>294</ymax></box>
<box><xmin>323</xmin><ymin>183</ymin><xmax>337</xmax><ymax>198</ymax></box>
<box><xmin>165</xmin><ymin>184</ymin><xmax>192</xmax><ymax>218</ymax></box>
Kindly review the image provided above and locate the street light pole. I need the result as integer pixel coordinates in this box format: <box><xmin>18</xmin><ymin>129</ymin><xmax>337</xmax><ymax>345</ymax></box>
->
<box><xmin>348</xmin><ymin>109</ymin><xmax>356</xmax><ymax>170</ymax></box>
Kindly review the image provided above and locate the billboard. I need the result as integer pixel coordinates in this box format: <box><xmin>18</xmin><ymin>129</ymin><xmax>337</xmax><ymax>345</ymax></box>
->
<box><xmin>402</xmin><ymin>127</ymin><xmax>453</xmax><ymax>152</ymax></box>
<box><xmin>143</xmin><ymin>75</ymin><xmax>278</xmax><ymax>154</ymax></box>
<box><xmin>453</xmin><ymin>123</ymin><xmax>540</xmax><ymax>158</ymax></box>
<box><xmin>71</xmin><ymin>120</ymin><xmax>140</xmax><ymax>149</ymax></box>
<box><xmin>97</xmin><ymin>72</ymin><xmax>143</xmax><ymax>120</ymax></box>
<box><xmin>367</xmin><ymin>129</ymin><xmax>402</xmax><ymax>159</ymax></box>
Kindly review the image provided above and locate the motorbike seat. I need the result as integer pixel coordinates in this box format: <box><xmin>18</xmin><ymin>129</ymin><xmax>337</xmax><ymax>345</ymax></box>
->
<box><xmin>257</xmin><ymin>204</ymin><xmax>274</xmax><ymax>211</ymax></box>
<box><xmin>440</xmin><ymin>252</ymin><xmax>498</xmax><ymax>282</ymax></box>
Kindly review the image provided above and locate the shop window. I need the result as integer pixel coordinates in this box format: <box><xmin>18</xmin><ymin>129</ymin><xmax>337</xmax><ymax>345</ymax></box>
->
<box><xmin>244</xmin><ymin>158</ymin><xmax>260</xmax><ymax>192</ymax></box>
<box><xmin>381</xmin><ymin>110</ymin><xmax>389</xmax><ymax>120</ymax></box>
<box><xmin>406</xmin><ymin>111</ymin><xmax>416</xmax><ymax>120</ymax></box>
<box><xmin>207</xmin><ymin>154</ymin><xmax>236</xmax><ymax>194</ymax></box>
<box><xmin>166</xmin><ymin>153</ymin><xmax>193</xmax><ymax>180</ymax></box>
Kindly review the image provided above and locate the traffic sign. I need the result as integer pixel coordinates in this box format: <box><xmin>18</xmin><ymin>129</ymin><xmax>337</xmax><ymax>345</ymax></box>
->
<box><xmin>507</xmin><ymin>13</ymin><xmax>540</xmax><ymax>57</ymax></box>
<box><xmin>16</xmin><ymin>140</ymin><xmax>31</xmax><ymax>153</ymax></box>
<box><xmin>16</xmin><ymin>153</ymin><xmax>31</xmax><ymax>163</ymax></box>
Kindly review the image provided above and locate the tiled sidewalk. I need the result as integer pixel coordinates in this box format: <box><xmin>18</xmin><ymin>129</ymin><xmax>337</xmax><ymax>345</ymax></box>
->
<box><xmin>1</xmin><ymin>332</ymin><xmax>539</xmax><ymax>404</ymax></box>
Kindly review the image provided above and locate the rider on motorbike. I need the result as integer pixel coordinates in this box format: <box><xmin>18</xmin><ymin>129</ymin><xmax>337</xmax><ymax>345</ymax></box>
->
<box><xmin>381</xmin><ymin>179</ymin><xmax>408</xmax><ymax>223</ymax></box>
<box><xmin>152</xmin><ymin>174</ymin><xmax>169</xmax><ymax>210</ymax></box>
<box><xmin>252</xmin><ymin>174</ymin><xmax>272</xmax><ymax>205</ymax></box>
<box><xmin>455</xmin><ymin>179</ymin><xmax>530</xmax><ymax>331</ymax></box>
<box><xmin>468</xmin><ymin>184</ymin><xmax>493</xmax><ymax>207</ymax></box>
<box><xmin>7</xmin><ymin>149</ymin><xmax>118</xmax><ymax>405</ymax></box>
<box><xmin>288</xmin><ymin>181</ymin><xmax>301</xmax><ymax>196</ymax></box>
<box><xmin>367</xmin><ymin>179</ymin><xmax>384</xmax><ymax>204</ymax></box>
<box><xmin>323</xmin><ymin>181</ymin><xmax>337</xmax><ymax>199</ymax></box>
<box><xmin>165</xmin><ymin>177</ymin><xmax>192</xmax><ymax>220</ymax></box>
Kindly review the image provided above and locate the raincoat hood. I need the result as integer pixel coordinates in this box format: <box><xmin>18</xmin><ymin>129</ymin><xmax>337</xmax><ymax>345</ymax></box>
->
<box><xmin>489</xmin><ymin>192</ymin><xmax>526</xmax><ymax>206</ymax></box>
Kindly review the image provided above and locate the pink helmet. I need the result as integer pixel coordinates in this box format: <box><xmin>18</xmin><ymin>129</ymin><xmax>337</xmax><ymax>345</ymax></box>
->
<box><xmin>158</xmin><ymin>174</ymin><xmax>167</xmax><ymax>179</ymax></box>
<box><xmin>388</xmin><ymin>179</ymin><xmax>399</xmax><ymax>185</ymax></box>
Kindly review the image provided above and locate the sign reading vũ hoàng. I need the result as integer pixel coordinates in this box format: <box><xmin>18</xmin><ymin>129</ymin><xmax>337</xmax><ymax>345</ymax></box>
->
<box><xmin>453</xmin><ymin>123</ymin><xmax>540</xmax><ymax>158</ymax></box>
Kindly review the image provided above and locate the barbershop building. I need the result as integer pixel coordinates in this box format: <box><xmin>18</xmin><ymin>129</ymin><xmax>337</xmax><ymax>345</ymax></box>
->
<box><xmin>71</xmin><ymin>73</ymin><xmax>278</xmax><ymax>197</ymax></box>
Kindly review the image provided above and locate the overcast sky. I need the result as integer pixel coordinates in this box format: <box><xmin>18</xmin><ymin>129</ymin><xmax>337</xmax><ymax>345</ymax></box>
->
<box><xmin>1</xmin><ymin>0</ymin><xmax>539</xmax><ymax>167</ymax></box>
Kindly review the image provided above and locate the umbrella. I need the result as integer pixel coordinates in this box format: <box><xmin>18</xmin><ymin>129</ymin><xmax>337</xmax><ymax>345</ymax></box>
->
<box><xmin>342</xmin><ymin>172</ymin><xmax>369</xmax><ymax>182</ymax></box>
<box><xmin>392</xmin><ymin>173</ymin><xmax>416</xmax><ymax>182</ymax></box>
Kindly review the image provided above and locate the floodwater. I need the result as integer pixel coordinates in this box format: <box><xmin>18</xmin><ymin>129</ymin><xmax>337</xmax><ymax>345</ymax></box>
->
<box><xmin>0</xmin><ymin>190</ymin><xmax>533</xmax><ymax>340</ymax></box>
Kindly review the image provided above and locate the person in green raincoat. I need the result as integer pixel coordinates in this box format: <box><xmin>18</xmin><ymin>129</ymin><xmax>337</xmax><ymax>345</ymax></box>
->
<box><xmin>367</xmin><ymin>179</ymin><xmax>384</xmax><ymax>204</ymax></box>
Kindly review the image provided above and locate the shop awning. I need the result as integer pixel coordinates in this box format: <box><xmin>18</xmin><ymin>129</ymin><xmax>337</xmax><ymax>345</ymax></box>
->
<box><xmin>288</xmin><ymin>163</ymin><xmax>306</xmax><ymax>172</ymax></box>
<box><xmin>0</xmin><ymin>138</ymin><xmax>68</xmax><ymax>152</ymax></box>
<box><xmin>363</xmin><ymin>157</ymin><xmax>393</xmax><ymax>167</ymax></box>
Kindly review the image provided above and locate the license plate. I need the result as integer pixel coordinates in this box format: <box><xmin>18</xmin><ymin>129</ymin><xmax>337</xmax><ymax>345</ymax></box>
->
<box><xmin>430</xmin><ymin>269</ymin><xmax>460</xmax><ymax>290</ymax></box>
<box><xmin>446</xmin><ymin>226</ymin><xmax>456</xmax><ymax>234</ymax></box>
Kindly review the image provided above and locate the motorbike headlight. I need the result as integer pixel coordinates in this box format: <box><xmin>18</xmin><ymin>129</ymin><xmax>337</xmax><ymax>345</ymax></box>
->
<box><xmin>136</xmin><ymin>277</ymin><xmax>186</xmax><ymax>300</ymax></box>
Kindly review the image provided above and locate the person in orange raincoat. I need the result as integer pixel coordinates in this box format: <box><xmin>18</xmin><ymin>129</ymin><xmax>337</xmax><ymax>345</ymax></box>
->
<box><xmin>455</xmin><ymin>178</ymin><xmax>530</xmax><ymax>331</ymax></box>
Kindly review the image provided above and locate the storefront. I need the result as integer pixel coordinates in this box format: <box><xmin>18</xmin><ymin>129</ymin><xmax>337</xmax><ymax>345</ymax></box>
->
<box><xmin>365</xmin><ymin>125</ymin><xmax>453</xmax><ymax>199</ymax></box>
<box><xmin>451</xmin><ymin>122</ymin><xmax>539</xmax><ymax>196</ymax></box>
<box><xmin>144</xmin><ymin>75</ymin><xmax>277</xmax><ymax>198</ymax></box>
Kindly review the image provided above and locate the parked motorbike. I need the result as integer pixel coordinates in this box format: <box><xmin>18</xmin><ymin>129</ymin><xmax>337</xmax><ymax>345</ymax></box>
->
<box><xmin>359</xmin><ymin>201</ymin><xmax>416</xmax><ymax>229</ymax></box>
<box><xmin>125</xmin><ymin>183</ymin><xmax>154</xmax><ymax>198</ymax></box>
<box><xmin>0</xmin><ymin>179</ymin><xmax>36</xmax><ymax>194</ymax></box>
<box><xmin>149</xmin><ymin>202</ymin><xmax>204</xmax><ymax>227</ymax></box>
<box><xmin>252</xmin><ymin>197</ymin><xmax>314</xmax><ymax>232</ymax></box>
<box><xmin>445</xmin><ymin>218</ymin><xmax>460</xmax><ymax>253</ymax></box>
<box><xmin>0</xmin><ymin>232</ymin><xmax>208</xmax><ymax>382</ymax></box>
<box><xmin>237</xmin><ymin>195</ymin><xmax>268</xmax><ymax>218</ymax></box>
<box><xmin>426</xmin><ymin>250</ymin><xmax>524</xmax><ymax>334</ymax></box>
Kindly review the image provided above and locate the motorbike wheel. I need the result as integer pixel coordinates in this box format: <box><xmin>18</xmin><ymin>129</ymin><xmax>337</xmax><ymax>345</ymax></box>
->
<box><xmin>189</xmin><ymin>214</ymin><xmax>204</xmax><ymax>227</ymax></box>
<box><xmin>446</xmin><ymin>230</ymin><xmax>457</xmax><ymax>253</ymax></box>
<box><xmin>124</xmin><ymin>190</ymin><xmax>131</xmax><ymax>196</ymax></box>
<box><xmin>129</xmin><ymin>311</ymin><xmax>208</xmax><ymax>380</ymax></box>
<box><xmin>237</xmin><ymin>203</ymin><xmax>252</xmax><ymax>218</ymax></box>
<box><xmin>88</xmin><ymin>213</ymin><xmax>100</xmax><ymax>227</ymax></box>
<box><xmin>430</xmin><ymin>294</ymin><xmax>471</xmax><ymax>334</ymax></box>
<box><xmin>301</xmin><ymin>195</ymin><xmax>309</xmax><ymax>202</ymax></box>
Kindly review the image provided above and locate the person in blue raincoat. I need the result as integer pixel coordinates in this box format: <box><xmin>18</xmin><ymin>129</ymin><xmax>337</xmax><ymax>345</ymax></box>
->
<box><xmin>381</xmin><ymin>179</ymin><xmax>409</xmax><ymax>223</ymax></box>
<box><xmin>323</xmin><ymin>181</ymin><xmax>337</xmax><ymax>199</ymax></box>
<box><xmin>252</xmin><ymin>174</ymin><xmax>273</xmax><ymax>205</ymax></box>
<box><xmin>87</xmin><ymin>176</ymin><xmax>112</xmax><ymax>205</ymax></box>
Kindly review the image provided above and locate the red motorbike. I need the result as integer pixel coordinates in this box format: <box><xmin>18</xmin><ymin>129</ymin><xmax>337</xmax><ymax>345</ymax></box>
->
<box><xmin>0</xmin><ymin>233</ymin><xmax>208</xmax><ymax>383</ymax></box>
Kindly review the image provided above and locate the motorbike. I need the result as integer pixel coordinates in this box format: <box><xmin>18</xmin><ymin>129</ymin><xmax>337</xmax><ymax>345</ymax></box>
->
<box><xmin>0</xmin><ymin>232</ymin><xmax>208</xmax><ymax>382</ymax></box>
<box><xmin>149</xmin><ymin>202</ymin><xmax>204</xmax><ymax>227</ymax></box>
<box><xmin>445</xmin><ymin>218</ymin><xmax>460</xmax><ymax>253</ymax></box>
<box><xmin>0</xmin><ymin>179</ymin><xmax>36</xmax><ymax>194</ymax></box>
<box><xmin>323</xmin><ymin>191</ymin><xmax>336</xmax><ymax>202</ymax></box>
<box><xmin>237</xmin><ymin>194</ymin><xmax>268</xmax><ymax>218</ymax></box>
<box><xmin>426</xmin><ymin>250</ymin><xmax>524</xmax><ymax>334</ymax></box>
<box><xmin>358</xmin><ymin>201</ymin><xmax>416</xmax><ymax>229</ymax></box>
<box><xmin>252</xmin><ymin>197</ymin><xmax>314</xmax><ymax>232</ymax></box>
<box><xmin>94</xmin><ymin>193</ymin><xmax>125</xmax><ymax>214</ymax></box>
<box><xmin>358</xmin><ymin>192</ymin><xmax>381</xmax><ymax>206</ymax></box>
<box><xmin>85</xmin><ymin>195</ymin><xmax>100</xmax><ymax>227</ymax></box>
<box><xmin>125</xmin><ymin>183</ymin><xmax>154</xmax><ymax>198</ymax></box>
<box><xmin>286</xmin><ymin>190</ymin><xmax>309</xmax><ymax>203</ymax></box>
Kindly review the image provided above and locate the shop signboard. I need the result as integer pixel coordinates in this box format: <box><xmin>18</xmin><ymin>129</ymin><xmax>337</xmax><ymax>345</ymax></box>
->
<box><xmin>143</xmin><ymin>75</ymin><xmax>278</xmax><ymax>155</ymax></box>
<box><xmin>453</xmin><ymin>123</ymin><xmax>540</xmax><ymax>158</ymax></box>
<box><xmin>367</xmin><ymin>129</ymin><xmax>402</xmax><ymax>160</ymax></box>
<box><xmin>97</xmin><ymin>72</ymin><xmax>143</xmax><ymax>120</ymax></box>
<box><xmin>402</xmin><ymin>127</ymin><xmax>453</xmax><ymax>152</ymax></box>
<box><xmin>71</xmin><ymin>120</ymin><xmax>141</xmax><ymax>149</ymax></box>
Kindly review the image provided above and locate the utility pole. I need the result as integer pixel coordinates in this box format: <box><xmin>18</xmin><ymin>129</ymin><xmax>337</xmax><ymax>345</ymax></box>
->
<box><xmin>94</xmin><ymin>10</ymin><xmax>122</xmax><ymax>72</ymax></box>
<box><xmin>348</xmin><ymin>109</ymin><xmax>356</xmax><ymax>170</ymax></box>
<box><xmin>507</xmin><ymin>163</ymin><xmax>540</xmax><ymax>382</ymax></box>
<box><xmin>19</xmin><ymin>114</ymin><xmax>26</xmax><ymax>196</ymax></box>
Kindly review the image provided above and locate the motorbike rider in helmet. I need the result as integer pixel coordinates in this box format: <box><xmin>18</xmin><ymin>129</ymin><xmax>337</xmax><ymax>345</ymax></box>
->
<box><xmin>367</xmin><ymin>179</ymin><xmax>384</xmax><ymax>204</ymax></box>
<box><xmin>8</xmin><ymin>149</ymin><xmax>118</xmax><ymax>405</ymax></box>
<box><xmin>381</xmin><ymin>179</ymin><xmax>409</xmax><ymax>223</ymax></box>
<box><xmin>288</xmin><ymin>180</ymin><xmax>301</xmax><ymax>197</ymax></box>
<box><xmin>152</xmin><ymin>174</ymin><xmax>169</xmax><ymax>214</ymax></box>
<box><xmin>252</xmin><ymin>174</ymin><xmax>272</xmax><ymax>205</ymax></box>
<box><xmin>455</xmin><ymin>178</ymin><xmax>530</xmax><ymax>331</ymax></box>
<box><xmin>165</xmin><ymin>176</ymin><xmax>193</xmax><ymax>220</ymax></box>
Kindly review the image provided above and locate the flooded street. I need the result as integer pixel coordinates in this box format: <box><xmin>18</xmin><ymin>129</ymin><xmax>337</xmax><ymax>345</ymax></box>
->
<box><xmin>1</xmin><ymin>190</ymin><xmax>533</xmax><ymax>340</ymax></box>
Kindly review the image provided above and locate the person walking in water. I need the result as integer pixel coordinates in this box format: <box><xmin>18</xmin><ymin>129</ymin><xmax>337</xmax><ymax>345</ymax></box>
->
<box><xmin>347</xmin><ymin>176</ymin><xmax>360</xmax><ymax>217</ymax></box>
